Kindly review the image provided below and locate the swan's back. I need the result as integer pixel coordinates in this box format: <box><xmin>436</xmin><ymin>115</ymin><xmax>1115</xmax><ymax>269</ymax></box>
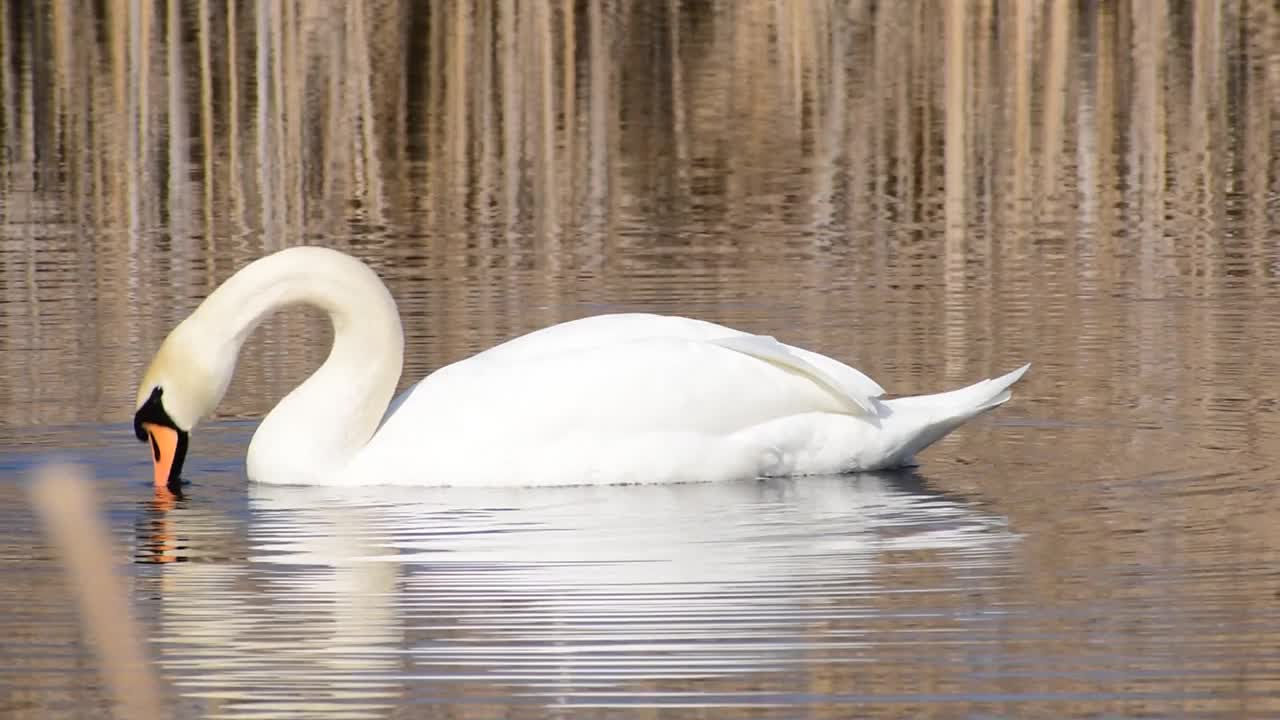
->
<box><xmin>440</xmin><ymin>313</ymin><xmax>883</xmax><ymax>404</ymax></box>
<box><xmin>351</xmin><ymin>315</ymin><xmax>883</xmax><ymax>486</ymax></box>
<box><xmin>344</xmin><ymin>313</ymin><xmax>1024</xmax><ymax>488</ymax></box>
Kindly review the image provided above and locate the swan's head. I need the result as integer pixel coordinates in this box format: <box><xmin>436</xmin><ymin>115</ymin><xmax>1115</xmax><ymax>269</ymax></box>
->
<box><xmin>133</xmin><ymin>324</ymin><xmax>236</xmax><ymax>491</ymax></box>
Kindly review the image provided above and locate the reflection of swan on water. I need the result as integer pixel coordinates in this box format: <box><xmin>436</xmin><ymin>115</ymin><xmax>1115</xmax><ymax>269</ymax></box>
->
<box><xmin>144</xmin><ymin>472</ymin><xmax>1017</xmax><ymax>715</ymax></box>
<box><xmin>246</xmin><ymin>472</ymin><xmax>1017</xmax><ymax>696</ymax></box>
<box><xmin>247</xmin><ymin>472</ymin><xmax>1011</xmax><ymax>574</ymax></box>
<box><xmin>143</xmin><ymin>494</ymin><xmax>405</xmax><ymax>720</ymax></box>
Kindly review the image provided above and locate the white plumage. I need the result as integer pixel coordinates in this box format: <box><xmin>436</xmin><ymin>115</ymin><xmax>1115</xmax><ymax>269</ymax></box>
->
<box><xmin>135</xmin><ymin>246</ymin><xmax>1029</xmax><ymax>487</ymax></box>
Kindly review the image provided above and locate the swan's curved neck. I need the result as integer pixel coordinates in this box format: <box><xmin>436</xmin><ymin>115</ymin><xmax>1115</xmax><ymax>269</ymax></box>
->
<box><xmin>195</xmin><ymin>248</ymin><xmax>404</xmax><ymax>483</ymax></box>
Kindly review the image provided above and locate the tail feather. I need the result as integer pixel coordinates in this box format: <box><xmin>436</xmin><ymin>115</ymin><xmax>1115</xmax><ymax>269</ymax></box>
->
<box><xmin>876</xmin><ymin>364</ymin><xmax>1030</xmax><ymax>467</ymax></box>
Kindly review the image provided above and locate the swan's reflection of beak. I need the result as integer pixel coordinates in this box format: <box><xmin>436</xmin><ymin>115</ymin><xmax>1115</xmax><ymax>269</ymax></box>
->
<box><xmin>138</xmin><ymin>488</ymin><xmax>181</xmax><ymax>564</ymax></box>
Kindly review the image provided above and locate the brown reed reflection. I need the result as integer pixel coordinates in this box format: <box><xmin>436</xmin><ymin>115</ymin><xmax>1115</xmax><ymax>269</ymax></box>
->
<box><xmin>2</xmin><ymin>3</ymin><xmax>1265</xmax><ymax>429</ymax></box>
<box><xmin>0</xmin><ymin>2</ymin><xmax>1272</xmax><ymax>257</ymax></box>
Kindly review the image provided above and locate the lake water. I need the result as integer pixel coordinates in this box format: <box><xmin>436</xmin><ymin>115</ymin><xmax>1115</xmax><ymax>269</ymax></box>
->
<box><xmin>4</xmin><ymin>2</ymin><xmax>1280</xmax><ymax>718</ymax></box>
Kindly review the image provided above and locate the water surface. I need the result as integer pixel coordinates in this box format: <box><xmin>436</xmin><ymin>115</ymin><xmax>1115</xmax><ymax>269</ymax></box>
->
<box><xmin>3</xmin><ymin>2</ymin><xmax>1280</xmax><ymax>717</ymax></box>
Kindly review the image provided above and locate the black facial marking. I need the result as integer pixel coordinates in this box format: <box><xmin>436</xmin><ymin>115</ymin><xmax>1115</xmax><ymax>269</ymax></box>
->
<box><xmin>133</xmin><ymin>386</ymin><xmax>190</xmax><ymax>490</ymax></box>
<box><xmin>134</xmin><ymin>387</ymin><xmax>171</xmax><ymax>441</ymax></box>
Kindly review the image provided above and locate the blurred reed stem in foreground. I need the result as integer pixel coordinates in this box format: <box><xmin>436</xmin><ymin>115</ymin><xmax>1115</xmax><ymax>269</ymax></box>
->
<box><xmin>29</xmin><ymin>465</ymin><xmax>166</xmax><ymax>720</ymax></box>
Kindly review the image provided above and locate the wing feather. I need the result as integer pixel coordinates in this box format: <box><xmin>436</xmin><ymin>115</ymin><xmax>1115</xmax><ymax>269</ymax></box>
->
<box><xmin>709</xmin><ymin>335</ymin><xmax>879</xmax><ymax>415</ymax></box>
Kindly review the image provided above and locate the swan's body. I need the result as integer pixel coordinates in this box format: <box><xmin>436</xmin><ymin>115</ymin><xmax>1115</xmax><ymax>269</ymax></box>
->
<box><xmin>134</xmin><ymin>247</ymin><xmax>1029</xmax><ymax>488</ymax></box>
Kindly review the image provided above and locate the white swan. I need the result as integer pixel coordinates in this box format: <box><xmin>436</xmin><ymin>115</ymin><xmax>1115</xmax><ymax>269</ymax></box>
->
<box><xmin>133</xmin><ymin>246</ymin><xmax>1029</xmax><ymax>489</ymax></box>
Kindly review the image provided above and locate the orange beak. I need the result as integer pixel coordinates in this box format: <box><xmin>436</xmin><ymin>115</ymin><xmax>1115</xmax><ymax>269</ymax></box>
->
<box><xmin>143</xmin><ymin>423</ymin><xmax>179</xmax><ymax>489</ymax></box>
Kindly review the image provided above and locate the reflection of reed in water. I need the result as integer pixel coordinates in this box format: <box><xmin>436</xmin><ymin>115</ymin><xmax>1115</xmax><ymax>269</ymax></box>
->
<box><xmin>1</xmin><ymin>2</ymin><xmax>1278</xmax><ymax>432</ymax></box>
